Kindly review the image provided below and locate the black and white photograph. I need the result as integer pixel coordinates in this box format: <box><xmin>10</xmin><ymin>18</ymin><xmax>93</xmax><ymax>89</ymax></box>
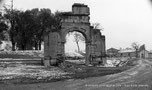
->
<box><xmin>0</xmin><ymin>0</ymin><xmax>152</xmax><ymax>90</ymax></box>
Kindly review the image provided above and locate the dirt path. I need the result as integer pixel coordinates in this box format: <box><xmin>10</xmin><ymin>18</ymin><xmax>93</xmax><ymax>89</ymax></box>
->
<box><xmin>0</xmin><ymin>59</ymin><xmax>152</xmax><ymax>90</ymax></box>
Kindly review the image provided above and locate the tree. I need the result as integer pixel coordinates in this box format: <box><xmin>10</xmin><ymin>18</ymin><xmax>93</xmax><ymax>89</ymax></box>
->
<box><xmin>0</xmin><ymin>20</ymin><xmax>8</xmax><ymax>33</ymax></box>
<box><xmin>4</xmin><ymin>8</ymin><xmax>39</xmax><ymax>50</ymax></box>
<box><xmin>32</xmin><ymin>8</ymin><xmax>55</xmax><ymax>50</ymax></box>
<box><xmin>3</xmin><ymin>7</ymin><xmax>62</xmax><ymax>50</ymax></box>
<box><xmin>17</xmin><ymin>10</ymin><xmax>35</xmax><ymax>50</ymax></box>
<box><xmin>73</xmin><ymin>32</ymin><xmax>85</xmax><ymax>52</ymax></box>
<box><xmin>3</xmin><ymin>7</ymin><xmax>22</xmax><ymax>51</ymax></box>
<box><xmin>0</xmin><ymin>13</ymin><xmax>8</xmax><ymax>40</ymax></box>
<box><xmin>92</xmin><ymin>22</ymin><xmax>103</xmax><ymax>30</ymax></box>
<box><xmin>27</xmin><ymin>8</ymin><xmax>40</xmax><ymax>50</ymax></box>
<box><xmin>52</xmin><ymin>11</ymin><xmax>62</xmax><ymax>30</ymax></box>
<box><xmin>28</xmin><ymin>9</ymin><xmax>62</xmax><ymax>50</ymax></box>
<box><xmin>131</xmin><ymin>42</ymin><xmax>140</xmax><ymax>58</ymax></box>
<box><xmin>92</xmin><ymin>23</ymin><xmax>100</xmax><ymax>29</ymax></box>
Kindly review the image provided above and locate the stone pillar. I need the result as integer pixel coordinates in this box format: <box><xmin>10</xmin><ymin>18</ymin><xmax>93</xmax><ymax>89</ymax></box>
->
<box><xmin>85</xmin><ymin>41</ymin><xmax>91</xmax><ymax>65</ymax></box>
<box><xmin>44</xmin><ymin>32</ymin><xmax>60</xmax><ymax>66</ymax></box>
<box><xmin>44</xmin><ymin>32</ymin><xmax>51</xmax><ymax>67</ymax></box>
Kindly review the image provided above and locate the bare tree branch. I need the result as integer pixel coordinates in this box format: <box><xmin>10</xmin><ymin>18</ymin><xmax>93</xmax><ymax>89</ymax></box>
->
<box><xmin>92</xmin><ymin>22</ymin><xmax>103</xmax><ymax>31</ymax></box>
<box><xmin>131</xmin><ymin>42</ymin><xmax>140</xmax><ymax>58</ymax></box>
<box><xmin>73</xmin><ymin>32</ymin><xmax>85</xmax><ymax>52</ymax></box>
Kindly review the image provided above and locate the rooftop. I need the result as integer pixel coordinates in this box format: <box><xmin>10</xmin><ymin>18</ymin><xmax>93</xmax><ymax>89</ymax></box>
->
<box><xmin>118</xmin><ymin>49</ymin><xmax>135</xmax><ymax>53</ymax></box>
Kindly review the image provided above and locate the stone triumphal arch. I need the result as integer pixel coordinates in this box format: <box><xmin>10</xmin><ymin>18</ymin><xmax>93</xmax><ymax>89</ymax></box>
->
<box><xmin>43</xmin><ymin>3</ymin><xmax>106</xmax><ymax>66</ymax></box>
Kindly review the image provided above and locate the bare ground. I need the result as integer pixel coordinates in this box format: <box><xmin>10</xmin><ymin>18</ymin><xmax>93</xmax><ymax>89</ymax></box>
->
<box><xmin>0</xmin><ymin>51</ymin><xmax>150</xmax><ymax>90</ymax></box>
<box><xmin>0</xmin><ymin>60</ymin><xmax>130</xmax><ymax>84</ymax></box>
<box><xmin>0</xmin><ymin>59</ymin><xmax>152</xmax><ymax>90</ymax></box>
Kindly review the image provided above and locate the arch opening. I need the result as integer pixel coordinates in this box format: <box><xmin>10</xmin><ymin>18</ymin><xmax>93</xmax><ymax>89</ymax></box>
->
<box><xmin>65</xmin><ymin>31</ymin><xmax>86</xmax><ymax>62</ymax></box>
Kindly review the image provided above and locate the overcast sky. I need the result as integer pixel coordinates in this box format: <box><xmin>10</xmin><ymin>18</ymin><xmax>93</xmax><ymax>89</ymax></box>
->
<box><xmin>2</xmin><ymin>0</ymin><xmax>152</xmax><ymax>51</ymax></box>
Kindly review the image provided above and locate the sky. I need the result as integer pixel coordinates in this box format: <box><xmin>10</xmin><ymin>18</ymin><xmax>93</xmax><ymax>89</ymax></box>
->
<box><xmin>1</xmin><ymin>0</ymin><xmax>152</xmax><ymax>51</ymax></box>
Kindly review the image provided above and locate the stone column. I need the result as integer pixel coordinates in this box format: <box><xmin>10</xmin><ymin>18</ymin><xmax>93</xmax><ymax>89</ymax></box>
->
<box><xmin>85</xmin><ymin>41</ymin><xmax>91</xmax><ymax>65</ymax></box>
<box><xmin>44</xmin><ymin>32</ymin><xmax>59</xmax><ymax>66</ymax></box>
<box><xmin>43</xmin><ymin>33</ymin><xmax>51</xmax><ymax>67</ymax></box>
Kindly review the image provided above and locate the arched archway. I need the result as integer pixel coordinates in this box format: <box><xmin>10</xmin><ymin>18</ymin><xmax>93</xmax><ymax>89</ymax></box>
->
<box><xmin>60</xmin><ymin>27</ymin><xmax>91</xmax><ymax>65</ymax></box>
<box><xmin>43</xmin><ymin>3</ymin><xmax>106</xmax><ymax>66</ymax></box>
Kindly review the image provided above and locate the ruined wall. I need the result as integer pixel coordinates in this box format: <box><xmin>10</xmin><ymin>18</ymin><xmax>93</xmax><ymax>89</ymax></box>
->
<box><xmin>61</xmin><ymin>16</ymin><xmax>89</xmax><ymax>23</ymax></box>
<box><xmin>72</xmin><ymin>3</ymin><xmax>90</xmax><ymax>15</ymax></box>
<box><xmin>43</xmin><ymin>3</ymin><xmax>106</xmax><ymax>66</ymax></box>
<box><xmin>90</xmin><ymin>28</ymin><xmax>106</xmax><ymax>62</ymax></box>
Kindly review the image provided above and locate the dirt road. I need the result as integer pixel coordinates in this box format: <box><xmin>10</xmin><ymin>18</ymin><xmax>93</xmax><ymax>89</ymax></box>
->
<box><xmin>0</xmin><ymin>59</ymin><xmax>152</xmax><ymax>90</ymax></box>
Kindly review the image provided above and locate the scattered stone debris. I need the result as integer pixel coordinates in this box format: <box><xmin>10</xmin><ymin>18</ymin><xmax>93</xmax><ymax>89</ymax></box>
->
<box><xmin>105</xmin><ymin>58</ymin><xmax>132</xmax><ymax>67</ymax></box>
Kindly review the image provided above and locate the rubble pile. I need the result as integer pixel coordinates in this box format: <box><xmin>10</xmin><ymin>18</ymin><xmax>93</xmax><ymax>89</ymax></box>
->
<box><xmin>105</xmin><ymin>58</ymin><xmax>132</xmax><ymax>67</ymax></box>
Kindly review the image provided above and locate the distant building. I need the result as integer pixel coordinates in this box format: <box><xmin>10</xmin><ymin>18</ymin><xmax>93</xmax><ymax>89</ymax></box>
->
<box><xmin>106</xmin><ymin>48</ymin><xmax>119</xmax><ymax>57</ymax></box>
<box><xmin>117</xmin><ymin>49</ymin><xmax>136</xmax><ymax>58</ymax></box>
<box><xmin>107</xmin><ymin>44</ymin><xmax>152</xmax><ymax>59</ymax></box>
<box><xmin>138</xmin><ymin>44</ymin><xmax>149</xmax><ymax>58</ymax></box>
<box><xmin>117</xmin><ymin>44</ymin><xmax>149</xmax><ymax>58</ymax></box>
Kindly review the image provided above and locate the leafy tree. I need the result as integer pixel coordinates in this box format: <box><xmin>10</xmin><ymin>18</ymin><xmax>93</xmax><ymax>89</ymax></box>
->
<box><xmin>3</xmin><ymin>8</ymin><xmax>22</xmax><ymax>50</ymax></box>
<box><xmin>0</xmin><ymin>20</ymin><xmax>8</xmax><ymax>33</ymax></box>
<box><xmin>32</xmin><ymin>8</ymin><xmax>54</xmax><ymax>50</ymax></box>
<box><xmin>0</xmin><ymin>13</ymin><xmax>8</xmax><ymax>41</ymax></box>
<box><xmin>3</xmin><ymin>7</ymin><xmax>62</xmax><ymax>50</ymax></box>
<box><xmin>32</xmin><ymin>9</ymin><xmax>62</xmax><ymax>50</ymax></box>
<box><xmin>29</xmin><ymin>8</ymin><xmax>41</xmax><ymax>50</ymax></box>
<box><xmin>52</xmin><ymin>11</ymin><xmax>62</xmax><ymax>29</ymax></box>
<box><xmin>15</xmin><ymin>10</ymin><xmax>35</xmax><ymax>50</ymax></box>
